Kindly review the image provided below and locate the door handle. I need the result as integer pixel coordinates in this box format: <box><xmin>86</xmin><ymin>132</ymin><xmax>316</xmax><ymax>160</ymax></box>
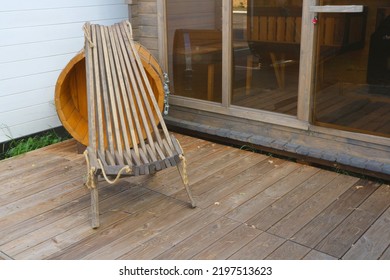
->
<box><xmin>309</xmin><ymin>5</ymin><xmax>363</xmax><ymax>13</ymax></box>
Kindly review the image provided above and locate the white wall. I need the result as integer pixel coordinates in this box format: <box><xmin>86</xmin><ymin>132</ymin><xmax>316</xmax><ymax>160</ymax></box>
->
<box><xmin>0</xmin><ymin>0</ymin><xmax>129</xmax><ymax>143</ymax></box>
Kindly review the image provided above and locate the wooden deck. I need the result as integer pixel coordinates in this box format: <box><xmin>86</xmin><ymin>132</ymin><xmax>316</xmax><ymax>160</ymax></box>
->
<box><xmin>0</xmin><ymin>133</ymin><xmax>389</xmax><ymax>260</ymax></box>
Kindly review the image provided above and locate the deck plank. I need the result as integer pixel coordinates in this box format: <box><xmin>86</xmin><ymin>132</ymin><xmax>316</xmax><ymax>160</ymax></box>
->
<box><xmin>21</xmin><ymin>193</ymin><xmax>172</xmax><ymax>260</ymax></box>
<box><xmin>292</xmin><ymin>180</ymin><xmax>380</xmax><ymax>248</ymax></box>
<box><xmin>267</xmin><ymin>174</ymin><xmax>360</xmax><ymax>239</ymax></box>
<box><xmin>228</xmin><ymin>232</ymin><xmax>285</xmax><ymax>260</ymax></box>
<box><xmin>247</xmin><ymin>169</ymin><xmax>339</xmax><ymax>231</ymax></box>
<box><xmin>0</xmin><ymin>176</ymin><xmax>87</xmax><ymax>232</ymax></box>
<box><xmin>1</xmin><ymin>184</ymin><xmax>149</xmax><ymax>257</ymax></box>
<box><xmin>303</xmin><ymin>250</ymin><xmax>337</xmax><ymax>260</ymax></box>
<box><xmin>192</xmin><ymin>224</ymin><xmax>262</xmax><ymax>260</ymax></box>
<box><xmin>0</xmin><ymin>155</ymin><xmax>79</xmax><ymax>196</ymax></box>
<box><xmin>342</xmin><ymin>204</ymin><xmax>390</xmax><ymax>260</ymax></box>
<box><xmin>194</xmin><ymin>156</ymin><xmax>279</xmax><ymax>208</ymax></box>
<box><xmin>82</xmin><ymin>202</ymin><xmax>199</xmax><ymax>260</ymax></box>
<box><xmin>0</xmin><ymin>160</ymin><xmax>84</xmax><ymax>206</ymax></box>
<box><xmin>266</xmin><ymin>241</ymin><xmax>311</xmax><ymax>260</ymax></box>
<box><xmin>209</xmin><ymin>161</ymin><xmax>299</xmax><ymax>217</ymax></box>
<box><xmin>117</xmin><ymin>210</ymin><xmax>223</xmax><ymax>260</ymax></box>
<box><xmin>0</xmin><ymin>250</ymin><xmax>13</xmax><ymax>260</ymax></box>
<box><xmin>155</xmin><ymin>217</ymin><xmax>241</xmax><ymax>260</ymax></box>
<box><xmin>315</xmin><ymin>184</ymin><xmax>390</xmax><ymax>258</ymax></box>
<box><xmin>380</xmin><ymin>245</ymin><xmax>390</xmax><ymax>260</ymax></box>
<box><xmin>225</xmin><ymin>165</ymin><xmax>319</xmax><ymax>223</ymax></box>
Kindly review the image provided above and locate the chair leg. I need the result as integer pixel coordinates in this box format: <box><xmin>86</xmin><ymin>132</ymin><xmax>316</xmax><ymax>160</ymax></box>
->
<box><xmin>177</xmin><ymin>157</ymin><xmax>196</xmax><ymax>208</ymax></box>
<box><xmin>84</xmin><ymin>150</ymin><xmax>100</xmax><ymax>228</ymax></box>
<box><xmin>90</xmin><ymin>174</ymin><xmax>100</xmax><ymax>229</ymax></box>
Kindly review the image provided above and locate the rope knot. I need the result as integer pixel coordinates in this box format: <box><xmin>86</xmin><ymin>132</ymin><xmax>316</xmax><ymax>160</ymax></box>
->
<box><xmin>83</xmin><ymin>149</ymin><xmax>132</xmax><ymax>188</ymax></box>
<box><xmin>179</xmin><ymin>154</ymin><xmax>189</xmax><ymax>185</ymax></box>
<box><xmin>83</xmin><ymin>23</ymin><xmax>95</xmax><ymax>48</ymax></box>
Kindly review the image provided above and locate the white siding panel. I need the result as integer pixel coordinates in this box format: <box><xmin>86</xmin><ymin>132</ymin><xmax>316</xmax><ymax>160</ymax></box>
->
<box><xmin>0</xmin><ymin>53</ymin><xmax>77</xmax><ymax>81</ymax></box>
<box><xmin>1</xmin><ymin>103</ymin><xmax>58</xmax><ymax>128</ymax></box>
<box><xmin>1</xmin><ymin>87</ymin><xmax>54</xmax><ymax>112</ymax></box>
<box><xmin>0</xmin><ymin>37</ymin><xmax>83</xmax><ymax>63</ymax></box>
<box><xmin>0</xmin><ymin>0</ymin><xmax>128</xmax><ymax>143</ymax></box>
<box><xmin>0</xmin><ymin>116</ymin><xmax>62</xmax><ymax>142</ymax></box>
<box><xmin>0</xmin><ymin>5</ymin><xmax>128</xmax><ymax>29</ymax></box>
<box><xmin>0</xmin><ymin>19</ymin><xmax>127</xmax><ymax>47</ymax></box>
<box><xmin>0</xmin><ymin>71</ymin><xmax>60</xmax><ymax>97</ymax></box>
<box><xmin>1</xmin><ymin>0</ymin><xmax>126</xmax><ymax>11</ymax></box>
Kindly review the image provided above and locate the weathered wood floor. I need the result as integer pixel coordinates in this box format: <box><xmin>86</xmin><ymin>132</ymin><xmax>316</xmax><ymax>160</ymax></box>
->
<box><xmin>233</xmin><ymin>82</ymin><xmax>390</xmax><ymax>137</ymax></box>
<box><xmin>0</xmin><ymin>133</ymin><xmax>389</xmax><ymax>260</ymax></box>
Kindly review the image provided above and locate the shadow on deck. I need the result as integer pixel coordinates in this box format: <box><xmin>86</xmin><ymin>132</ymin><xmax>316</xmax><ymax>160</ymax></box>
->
<box><xmin>0</xmin><ymin>133</ymin><xmax>389</xmax><ymax>260</ymax></box>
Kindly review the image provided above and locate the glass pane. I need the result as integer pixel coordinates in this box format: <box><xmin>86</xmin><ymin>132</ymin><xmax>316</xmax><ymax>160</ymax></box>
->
<box><xmin>166</xmin><ymin>0</ymin><xmax>222</xmax><ymax>103</ymax></box>
<box><xmin>313</xmin><ymin>0</ymin><xmax>390</xmax><ymax>137</ymax></box>
<box><xmin>232</xmin><ymin>0</ymin><xmax>303</xmax><ymax>115</ymax></box>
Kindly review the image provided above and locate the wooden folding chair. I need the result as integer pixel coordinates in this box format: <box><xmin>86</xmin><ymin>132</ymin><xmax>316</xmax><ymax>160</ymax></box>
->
<box><xmin>82</xmin><ymin>21</ymin><xmax>196</xmax><ymax>228</ymax></box>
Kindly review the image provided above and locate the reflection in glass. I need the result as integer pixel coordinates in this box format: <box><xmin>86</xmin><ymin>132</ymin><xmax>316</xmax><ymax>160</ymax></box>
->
<box><xmin>167</xmin><ymin>0</ymin><xmax>222</xmax><ymax>103</ymax></box>
<box><xmin>231</xmin><ymin>0</ymin><xmax>302</xmax><ymax>116</ymax></box>
<box><xmin>313</xmin><ymin>0</ymin><xmax>390</xmax><ymax>137</ymax></box>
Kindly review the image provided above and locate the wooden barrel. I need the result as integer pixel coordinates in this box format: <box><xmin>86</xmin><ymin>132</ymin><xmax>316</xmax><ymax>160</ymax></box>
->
<box><xmin>55</xmin><ymin>42</ymin><xmax>165</xmax><ymax>146</ymax></box>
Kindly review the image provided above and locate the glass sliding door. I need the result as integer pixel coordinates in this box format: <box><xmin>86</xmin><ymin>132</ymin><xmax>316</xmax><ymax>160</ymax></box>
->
<box><xmin>231</xmin><ymin>0</ymin><xmax>303</xmax><ymax>116</ymax></box>
<box><xmin>166</xmin><ymin>0</ymin><xmax>222</xmax><ymax>103</ymax></box>
<box><xmin>313</xmin><ymin>0</ymin><xmax>390</xmax><ymax>137</ymax></box>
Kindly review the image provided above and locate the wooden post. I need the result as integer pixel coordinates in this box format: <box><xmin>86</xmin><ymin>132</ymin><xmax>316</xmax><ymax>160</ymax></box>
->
<box><xmin>297</xmin><ymin>0</ymin><xmax>318</xmax><ymax>123</ymax></box>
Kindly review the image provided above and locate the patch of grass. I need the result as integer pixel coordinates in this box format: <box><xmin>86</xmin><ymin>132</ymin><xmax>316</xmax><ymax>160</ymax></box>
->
<box><xmin>1</xmin><ymin>130</ymin><xmax>67</xmax><ymax>159</ymax></box>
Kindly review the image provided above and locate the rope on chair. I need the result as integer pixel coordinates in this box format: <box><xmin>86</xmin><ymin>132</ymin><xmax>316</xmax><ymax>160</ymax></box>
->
<box><xmin>97</xmin><ymin>159</ymin><xmax>132</xmax><ymax>185</ymax></box>
<box><xmin>83</xmin><ymin>149</ymin><xmax>97</xmax><ymax>189</ymax></box>
<box><xmin>178</xmin><ymin>154</ymin><xmax>189</xmax><ymax>185</ymax></box>
<box><xmin>176</xmin><ymin>139</ymin><xmax>189</xmax><ymax>185</ymax></box>
<box><xmin>83</xmin><ymin>149</ymin><xmax>132</xmax><ymax>188</ymax></box>
<box><xmin>83</xmin><ymin>23</ymin><xmax>95</xmax><ymax>48</ymax></box>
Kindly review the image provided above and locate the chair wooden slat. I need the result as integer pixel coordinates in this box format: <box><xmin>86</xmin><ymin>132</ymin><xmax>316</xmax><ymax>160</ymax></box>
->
<box><xmin>123</xmin><ymin>151</ymin><xmax>133</xmax><ymax>166</ymax></box>
<box><xmin>97</xmin><ymin>150</ymin><xmax>108</xmax><ymax>167</ymax></box>
<box><xmin>110</xmin><ymin>26</ymin><xmax>140</xmax><ymax>158</ymax></box>
<box><xmin>155</xmin><ymin>142</ymin><xmax>171</xmax><ymax>168</ymax></box>
<box><xmin>146</xmin><ymin>144</ymin><xmax>161</xmax><ymax>170</ymax></box>
<box><xmin>105</xmin><ymin>150</ymin><xmax>116</xmax><ymax>166</ymax></box>
<box><xmin>145</xmin><ymin>144</ymin><xmax>158</xmax><ymax>162</ymax></box>
<box><xmin>114</xmin><ymin>150</ymin><xmax>125</xmax><ymax>166</ymax></box>
<box><xmin>106</xmin><ymin>25</ymin><xmax>132</xmax><ymax>153</ymax></box>
<box><xmin>170</xmin><ymin>135</ymin><xmax>184</xmax><ymax>158</ymax></box>
<box><xmin>113</xmin><ymin>24</ymin><xmax>147</xmax><ymax>155</ymax></box>
<box><xmin>96</xmin><ymin>25</ymin><xmax>115</xmax><ymax>155</ymax></box>
<box><xmin>162</xmin><ymin>138</ymin><xmax>174</xmax><ymax>158</ymax></box>
<box><xmin>116</xmin><ymin>24</ymin><xmax>155</xmax><ymax>148</ymax></box>
<box><xmin>130</xmin><ymin>150</ymin><xmax>142</xmax><ymax>168</ymax></box>
<box><xmin>90</xmin><ymin>24</ymin><xmax>105</xmax><ymax>155</ymax></box>
<box><xmin>84</xmin><ymin>23</ymin><xmax>97</xmax><ymax>151</ymax></box>
<box><xmin>100</xmin><ymin>25</ymin><xmax>124</xmax><ymax>155</ymax></box>
<box><xmin>118</xmin><ymin>23</ymin><xmax>158</xmax><ymax>152</ymax></box>
<box><xmin>138</xmin><ymin>148</ymin><xmax>149</xmax><ymax>165</ymax></box>
<box><xmin>120</xmin><ymin>22</ymin><xmax>174</xmax><ymax>151</ymax></box>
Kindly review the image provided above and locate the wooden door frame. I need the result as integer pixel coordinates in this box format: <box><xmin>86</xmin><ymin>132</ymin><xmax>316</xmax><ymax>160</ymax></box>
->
<box><xmin>297</xmin><ymin>0</ymin><xmax>317</xmax><ymax>123</ymax></box>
